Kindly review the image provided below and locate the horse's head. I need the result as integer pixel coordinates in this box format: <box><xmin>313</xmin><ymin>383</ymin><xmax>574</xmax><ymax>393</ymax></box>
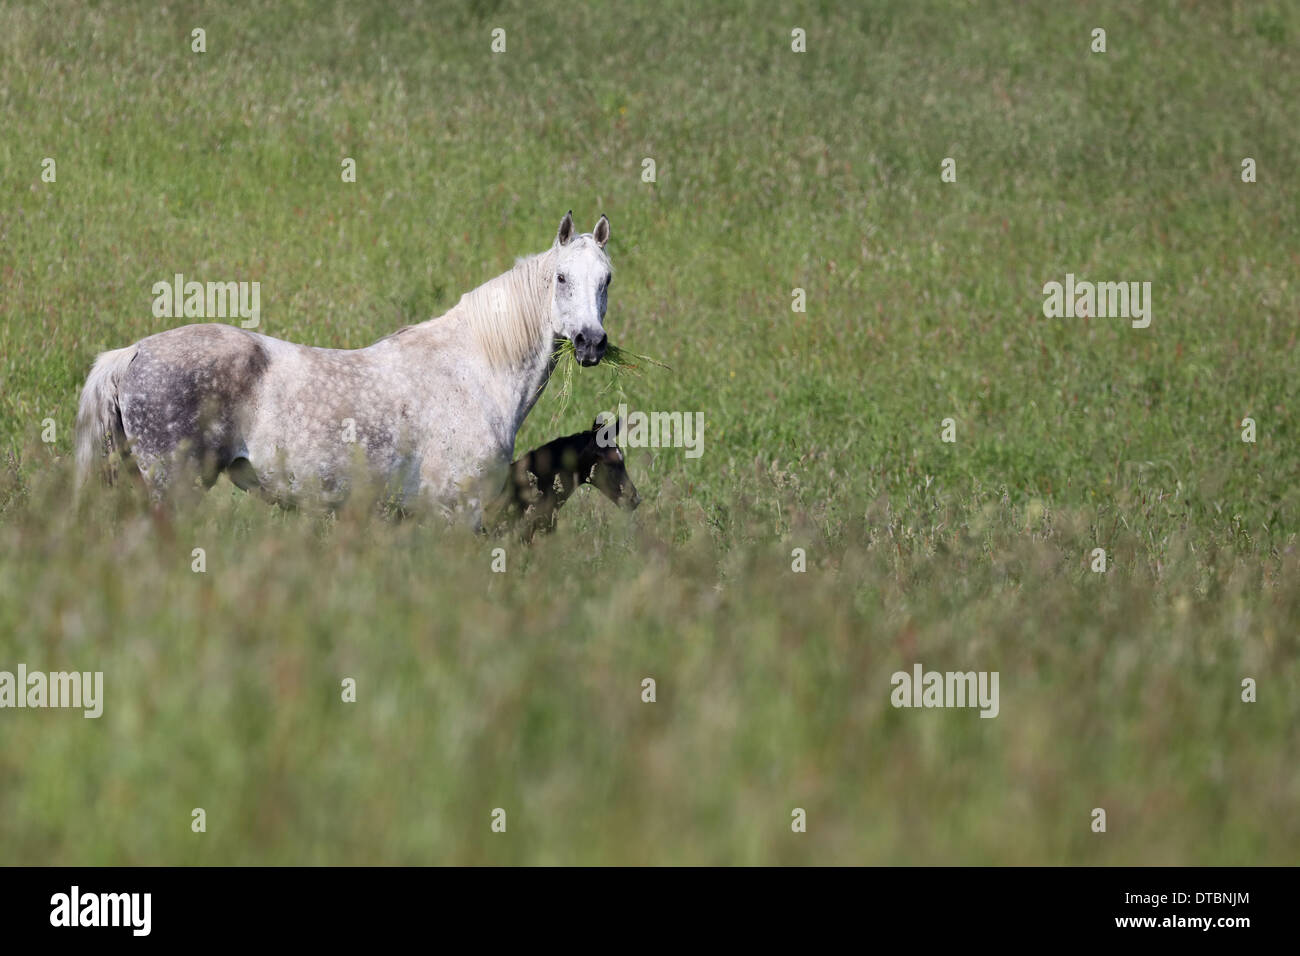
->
<box><xmin>589</xmin><ymin>414</ymin><xmax>640</xmax><ymax>509</ymax></box>
<box><xmin>551</xmin><ymin>211</ymin><xmax>612</xmax><ymax>366</ymax></box>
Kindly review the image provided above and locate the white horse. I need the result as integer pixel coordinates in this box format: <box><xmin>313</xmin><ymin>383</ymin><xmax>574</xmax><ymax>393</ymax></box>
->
<box><xmin>74</xmin><ymin>211</ymin><xmax>613</xmax><ymax>527</ymax></box>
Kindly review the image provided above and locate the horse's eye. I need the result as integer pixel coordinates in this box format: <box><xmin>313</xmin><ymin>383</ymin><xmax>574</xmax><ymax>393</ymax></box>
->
<box><xmin>557</xmin><ymin>273</ymin><xmax>566</xmax><ymax>284</ymax></box>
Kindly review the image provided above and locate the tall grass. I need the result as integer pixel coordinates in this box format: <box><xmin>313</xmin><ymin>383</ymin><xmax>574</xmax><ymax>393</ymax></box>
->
<box><xmin>0</xmin><ymin>0</ymin><xmax>1296</xmax><ymax>863</ymax></box>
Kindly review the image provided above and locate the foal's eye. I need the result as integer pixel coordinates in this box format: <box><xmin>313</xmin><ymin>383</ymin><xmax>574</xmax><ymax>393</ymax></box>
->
<box><xmin>557</xmin><ymin>273</ymin><xmax>566</xmax><ymax>284</ymax></box>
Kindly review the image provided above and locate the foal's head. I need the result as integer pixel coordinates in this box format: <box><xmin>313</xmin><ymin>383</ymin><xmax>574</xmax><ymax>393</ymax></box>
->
<box><xmin>550</xmin><ymin>211</ymin><xmax>612</xmax><ymax>366</ymax></box>
<box><xmin>511</xmin><ymin>415</ymin><xmax>640</xmax><ymax>515</ymax></box>
<box><xmin>585</xmin><ymin>415</ymin><xmax>639</xmax><ymax>510</ymax></box>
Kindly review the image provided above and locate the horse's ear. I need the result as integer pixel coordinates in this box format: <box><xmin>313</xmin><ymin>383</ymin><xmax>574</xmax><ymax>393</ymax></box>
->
<box><xmin>592</xmin><ymin>214</ymin><xmax>610</xmax><ymax>249</ymax></box>
<box><xmin>555</xmin><ymin>210</ymin><xmax>575</xmax><ymax>247</ymax></box>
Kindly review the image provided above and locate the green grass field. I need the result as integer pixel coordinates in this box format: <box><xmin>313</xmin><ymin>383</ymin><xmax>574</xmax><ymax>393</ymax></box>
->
<box><xmin>1</xmin><ymin>0</ymin><xmax>1296</xmax><ymax>864</ymax></box>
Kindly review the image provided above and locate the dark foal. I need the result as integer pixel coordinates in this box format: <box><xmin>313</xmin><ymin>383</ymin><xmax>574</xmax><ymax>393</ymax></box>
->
<box><xmin>499</xmin><ymin>417</ymin><xmax>640</xmax><ymax>537</ymax></box>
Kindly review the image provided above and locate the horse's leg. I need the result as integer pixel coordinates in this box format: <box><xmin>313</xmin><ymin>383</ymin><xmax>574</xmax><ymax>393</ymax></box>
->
<box><xmin>226</xmin><ymin>455</ymin><xmax>300</xmax><ymax>511</ymax></box>
<box><xmin>122</xmin><ymin>449</ymin><xmax>178</xmax><ymax>540</ymax></box>
<box><xmin>129</xmin><ymin>449</ymin><xmax>170</xmax><ymax>502</ymax></box>
<box><xmin>451</xmin><ymin>496</ymin><xmax>485</xmax><ymax>534</ymax></box>
<box><xmin>226</xmin><ymin>456</ymin><xmax>260</xmax><ymax>493</ymax></box>
<box><xmin>130</xmin><ymin>437</ymin><xmax>224</xmax><ymax>512</ymax></box>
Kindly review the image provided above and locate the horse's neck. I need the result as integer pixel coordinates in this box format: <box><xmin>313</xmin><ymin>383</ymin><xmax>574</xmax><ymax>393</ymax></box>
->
<box><xmin>399</xmin><ymin>249</ymin><xmax>558</xmax><ymax>449</ymax></box>
<box><xmin>512</xmin><ymin>333</ymin><xmax>559</xmax><ymax>432</ymax></box>
<box><xmin>469</xmin><ymin>250</ymin><xmax>555</xmax><ymax>436</ymax></box>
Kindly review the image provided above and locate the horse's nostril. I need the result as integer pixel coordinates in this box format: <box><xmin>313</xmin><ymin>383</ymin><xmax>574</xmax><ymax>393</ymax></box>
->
<box><xmin>596</xmin><ymin>333</ymin><xmax>608</xmax><ymax>350</ymax></box>
<box><xmin>574</xmin><ymin>332</ymin><xmax>587</xmax><ymax>348</ymax></box>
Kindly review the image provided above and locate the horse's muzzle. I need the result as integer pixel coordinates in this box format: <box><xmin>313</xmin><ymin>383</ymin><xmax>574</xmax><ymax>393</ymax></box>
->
<box><xmin>574</xmin><ymin>330</ymin><xmax>607</xmax><ymax>366</ymax></box>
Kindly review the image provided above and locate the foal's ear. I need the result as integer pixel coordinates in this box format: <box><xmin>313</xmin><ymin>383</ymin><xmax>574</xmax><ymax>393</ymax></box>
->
<box><xmin>592</xmin><ymin>214</ymin><xmax>610</xmax><ymax>249</ymax></box>
<box><xmin>555</xmin><ymin>210</ymin><xmax>575</xmax><ymax>247</ymax></box>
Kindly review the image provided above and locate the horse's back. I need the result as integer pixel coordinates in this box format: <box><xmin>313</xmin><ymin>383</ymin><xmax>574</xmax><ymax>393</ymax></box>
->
<box><xmin>131</xmin><ymin>322</ymin><xmax>269</xmax><ymax>371</ymax></box>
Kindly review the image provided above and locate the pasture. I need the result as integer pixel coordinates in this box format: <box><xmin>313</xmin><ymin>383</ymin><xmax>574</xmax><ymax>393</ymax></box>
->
<box><xmin>0</xmin><ymin>0</ymin><xmax>1296</xmax><ymax>864</ymax></box>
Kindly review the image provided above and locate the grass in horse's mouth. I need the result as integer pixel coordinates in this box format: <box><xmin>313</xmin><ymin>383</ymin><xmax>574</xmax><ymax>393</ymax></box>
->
<box><xmin>548</xmin><ymin>338</ymin><xmax>671</xmax><ymax>420</ymax></box>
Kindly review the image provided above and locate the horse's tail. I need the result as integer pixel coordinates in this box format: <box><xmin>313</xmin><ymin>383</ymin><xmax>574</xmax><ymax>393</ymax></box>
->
<box><xmin>74</xmin><ymin>344</ymin><xmax>138</xmax><ymax>494</ymax></box>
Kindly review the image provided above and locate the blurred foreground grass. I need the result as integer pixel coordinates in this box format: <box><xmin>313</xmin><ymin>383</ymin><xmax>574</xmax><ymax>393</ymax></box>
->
<box><xmin>0</xmin><ymin>453</ymin><xmax>1296</xmax><ymax>864</ymax></box>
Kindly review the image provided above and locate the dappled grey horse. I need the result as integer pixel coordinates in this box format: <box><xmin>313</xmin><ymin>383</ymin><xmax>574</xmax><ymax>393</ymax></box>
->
<box><xmin>74</xmin><ymin>212</ymin><xmax>614</xmax><ymax>528</ymax></box>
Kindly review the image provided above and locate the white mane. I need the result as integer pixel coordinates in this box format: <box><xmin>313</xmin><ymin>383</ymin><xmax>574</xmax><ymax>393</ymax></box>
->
<box><xmin>444</xmin><ymin>248</ymin><xmax>557</xmax><ymax>370</ymax></box>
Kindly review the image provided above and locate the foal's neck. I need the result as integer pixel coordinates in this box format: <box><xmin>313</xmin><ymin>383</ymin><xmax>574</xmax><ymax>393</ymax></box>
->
<box><xmin>526</xmin><ymin>434</ymin><xmax>594</xmax><ymax>492</ymax></box>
